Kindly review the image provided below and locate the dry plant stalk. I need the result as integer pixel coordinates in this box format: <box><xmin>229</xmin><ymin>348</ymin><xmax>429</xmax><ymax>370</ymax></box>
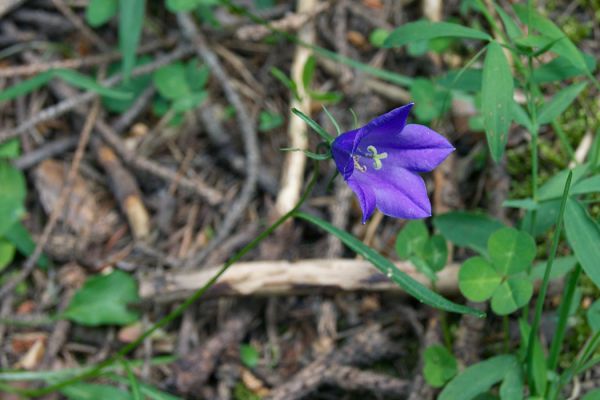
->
<box><xmin>139</xmin><ymin>258</ymin><xmax>460</xmax><ymax>300</ymax></box>
<box><xmin>274</xmin><ymin>0</ymin><xmax>319</xmax><ymax>217</ymax></box>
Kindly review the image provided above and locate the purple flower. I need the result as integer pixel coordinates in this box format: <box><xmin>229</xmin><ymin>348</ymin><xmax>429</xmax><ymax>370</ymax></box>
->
<box><xmin>331</xmin><ymin>103</ymin><xmax>454</xmax><ymax>223</ymax></box>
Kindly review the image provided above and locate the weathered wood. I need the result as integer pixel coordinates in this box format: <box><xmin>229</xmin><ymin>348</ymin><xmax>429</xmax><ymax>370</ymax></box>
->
<box><xmin>139</xmin><ymin>259</ymin><xmax>460</xmax><ymax>301</ymax></box>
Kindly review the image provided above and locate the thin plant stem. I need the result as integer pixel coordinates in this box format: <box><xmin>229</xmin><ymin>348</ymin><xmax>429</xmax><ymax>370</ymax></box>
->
<box><xmin>526</xmin><ymin>171</ymin><xmax>573</xmax><ymax>396</ymax></box>
<box><xmin>7</xmin><ymin>165</ymin><xmax>320</xmax><ymax>397</ymax></box>
<box><xmin>547</xmin><ymin>265</ymin><xmax>581</xmax><ymax>370</ymax></box>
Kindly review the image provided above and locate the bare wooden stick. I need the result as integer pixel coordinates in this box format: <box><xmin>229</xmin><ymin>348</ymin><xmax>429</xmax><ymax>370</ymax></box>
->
<box><xmin>139</xmin><ymin>259</ymin><xmax>460</xmax><ymax>301</ymax></box>
<box><xmin>94</xmin><ymin>142</ymin><xmax>150</xmax><ymax>240</ymax></box>
<box><xmin>274</xmin><ymin>0</ymin><xmax>317</xmax><ymax>218</ymax></box>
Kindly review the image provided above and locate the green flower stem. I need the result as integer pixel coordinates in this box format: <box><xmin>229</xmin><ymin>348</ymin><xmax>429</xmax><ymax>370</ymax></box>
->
<box><xmin>526</xmin><ymin>170</ymin><xmax>573</xmax><ymax>396</ymax></box>
<box><xmin>8</xmin><ymin>165</ymin><xmax>320</xmax><ymax>398</ymax></box>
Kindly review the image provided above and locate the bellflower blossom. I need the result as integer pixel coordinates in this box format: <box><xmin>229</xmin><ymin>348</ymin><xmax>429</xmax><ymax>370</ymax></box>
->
<box><xmin>331</xmin><ymin>103</ymin><xmax>454</xmax><ymax>223</ymax></box>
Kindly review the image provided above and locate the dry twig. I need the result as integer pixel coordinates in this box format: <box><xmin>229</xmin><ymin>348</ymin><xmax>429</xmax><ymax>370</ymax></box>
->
<box><xmin>139</xmin><ymin>259</ymin><xmax>460</xmax><ymax>301</ymax></box>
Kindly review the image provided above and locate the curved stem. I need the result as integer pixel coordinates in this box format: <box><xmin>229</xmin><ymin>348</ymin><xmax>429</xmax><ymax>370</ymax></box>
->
<box><xmin>12</xmin><ymin>164</ymin><xmax>320</xmax><ymax>397</ymax></box>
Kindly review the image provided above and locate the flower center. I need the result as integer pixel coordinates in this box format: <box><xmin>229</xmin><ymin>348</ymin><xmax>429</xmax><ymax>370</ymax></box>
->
<box><xmin>366</xmin><ymin>145</ymin><xmax>387</xmax><ymax>170</ymax></box>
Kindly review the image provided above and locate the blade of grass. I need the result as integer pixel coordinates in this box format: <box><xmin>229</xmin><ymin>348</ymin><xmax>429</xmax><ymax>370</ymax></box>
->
<box><xmin>294</xmin><ymin>211</ymin><xmax>485</xmax><ymax>317</ymax></box>
<box><xmin>119</xmin><ymin>0</ymin><xmax>145</xmax><ymax>81</ymax></box>
<box><xmin>526</xmin><ymin>170</ymin><xmax>573</xmax><ymax>396</ymax></box>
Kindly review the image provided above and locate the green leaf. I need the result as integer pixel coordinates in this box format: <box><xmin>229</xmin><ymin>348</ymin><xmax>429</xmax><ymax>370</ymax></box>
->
<box><xmin>512</xmin><ymin>101</ymin><xmax>534</xmax><ymax>132</ymax></box>
<box><xmin>502</xmin><ymin>198</ymin><xmax>538</xmax><ymax>210</ymax></box>
<box><xmin>423</xmin><ymin>345</ymin><xmax>458</xmax><ymax>388</ymax></box>
<box><xmin>410</xmin><ymin>78</ymin><xmax>450</xmax><ymax>122</ymax></box>
<box><xmin>4</xmin><ymin>221</ymin><xmax>49</xmax><ymax>268</ymax></box>
<box><xmin>369</xmin><ymin>28</ymin><xmax>390</xmax><ymax>48</ymax></box>
<box><xmin>306</xmin><ymin>89</ymin><xmax>343</xmax><ymax>104</ymax></box>
<box><xmin>258</xmin><ymin>111</ymin><xmax>284</xmax><ymax>132</ymax></box>
<box><xmin>434</xmin><ymin>211</ymin><xmax>504</xmax><ymax>255</ymax></box>
<box><xmin>519</xmin><ymin>320</ymin><xmax>547</xmax><ymax>396</ymax></box>
<box><xmin>291</xmin><ymin>108</ymin><xmax>334</xmax><ymax>144</ymax></box>
<box><xmin>494</xmin><ymin>4</ymin><xmax>522</xmax><ymax>41</ymax></box>
<box><xmin>0</xmin><ymin>163</ymin><xmax>26</xmax><ymax>236</ymax></box>
<box><xmin>85</xmin><ymin>0</ymin><xmax>118</xmax><ymax>27</ymax></box>
<box><xmin>587</xmin><ymin>299</ymin><xmax>600</xmax><ymax>333</ymax></box>
<box><xmin>513</xmin><ymin>4</ymin><xmax>590</xmax><ymax>75</ymax></box>
<box><xmin>0</xmin><ymin>239</ymin><xmax>16</xmax><ymax>271</ymax></box>
<box><xmin>295</xmin><ymin>211</ymin><xmax>484</xmax><ymax>317</ymax></box>
<box><xmin>166</xmin><ymin>0</ymin><xmax>201</xmax><ymax>12</ymax></box>
<box><xmin>64</xmin><ymin>270</ymin><xmax>140</xmax><ymax>326</ymax></box>
<box><xmin>538</xmin><ymin>164</ymin><xmax>587</xmax><ymax>201</ymax></box>
<box><xmin>53</xmin><ymin>69</ymin><xmax>131</xmax><ymax>99</ymax></box>
<box><xmin>537</xmin><ymin>82</ymin><xmax>587</xmax><ymax>125</ymax></box>
<box><xmin>532</xmin><ymin>53</ymin><xmax>596</xmax><ymax>84</ymax></box>
<box><xmin>302</xmin><ymin>55</ymin><xmax>316</xmax><ymax>91</ymax></box>
<box><xmin>384</xmin><ymin>20</ymin><xmax>491</xmax><ymax>48</ymax></box>
<box><xmin>61</xmin><ymin>383</ymin><xmax>131</xmax><ymax>400</ymax></box>
<box><xmin>185</xmin><ymin>60</ymin><xmax>210</xmax><ymax>91</ymax></box>
<box><xmin>270</xmin><ymin>67</ymin><xmax>299</xmax><ymax>100</ymax></box>
<box><xmin>530</xmin><ymin>256</ymin><xmax>577</xmax><ymax>282</ymax></box>
<box><xmin>102</xmin><ymin>57</ymin><xmax>152</xmax><ymax>114</ymax></box>
<box><xmin>240</xmin><ymin>344</ymin><xmax>260</xmax><ymax>368</ymax></box>
<box><xmin>171</xmin><ymin>91</ymin><xmax>207</xmax><ymax>112</ymax></box>
<box><xmin>410</xmin><ymin>255</ymin><xmax>438</xmax><ymax>282</ymax></box>
<box><xmin>487</xmin><ymin>228</ymin><xmax>536</xmax><ymax>276</ymax></box>
<box><xmin>438</xmin><ymin>68</ymin><xmax>483</xmax><ymax>92</ymax></box>
<box><xmin>481</xmin><ymin>41</ymin><xmax>513</xmax><ymax>162</ymax></box>
<box><xmin>423</xmin><ymin>235</ymin><xmax>448</xmax><ymax>272</ymax></box>
<box><xmin>395</xmin><ymin>220</ymin><xmax>429</xmax><ymax>259</ymax></box>
<box><xmin>521</xmin><ymin>199</ymin><xmax>561</xmax><ymax>237</ymax></box>
<box><xmin>107</xmin><ymin>373</ymin><xmax>183</xmax><ymax>400</ymax></box>
<box><xmin>153</xmin><ymin>62</ymin><xmax>191</xmax><ymax>99</ymax></box>
<box><xmin>0</xmin><ymin>139</ymin><xmax>20</xmax><ymax>159</ymax></box>
<box><xmin>439</xmin><ymin>355</ymin><xmax>520</xmax><ymax>400</ymax></box>
<box><xmin>499</xmin><ymin>366</ymin><xmax>524</xmax><ymax>400</ymax></box>
<box><xmin>459</xmin><ymin>256</ymin><xmax>502</xmax><ymax>302</ymax></box>
<box><xmin>564</xmin><ymin>199</ymin><xmax>600</xmax><ymax>289</ymax></box>
<box><xmin>572</xmin><ymin>175</ymin><xmax>600</xmax><ymax>196</ymax></box>
<box><xmin>119</xmin><ymin>0</ymin><xmax>145</xmax><ymax>81</ymax></box>
<box><xmin>491</xmin><ymin>276</ymin><xmax>533</xmax><ymax>315</ymax></box>
<box><xmin>0</xmin><ymin>71</ymin><xmax>53</xmax><ymax>103</ymax></box>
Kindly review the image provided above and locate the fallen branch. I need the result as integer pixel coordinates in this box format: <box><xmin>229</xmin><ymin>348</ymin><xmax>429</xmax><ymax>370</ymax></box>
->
<box><xmin>139</xmin><ymin>259</ymin><xmax>460</xmax><ymax>301</ymax></box>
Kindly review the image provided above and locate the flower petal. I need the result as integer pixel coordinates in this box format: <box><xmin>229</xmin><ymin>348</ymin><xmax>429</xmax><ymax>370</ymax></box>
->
<box><xmin>353</xmin><ymin>103</ymin><xmax>414</xmax><ymax>146</ymax></box>
<box><xmin>331</xmin><ymin>128</ymin><xmax>358</xmax><ymax>179</ymax></box>
<box><xmin>364</xmin><ymin>124</ymin><xmax>454</xmax><ymax>172</ymax></box>
<box><xmin>347</xmin><ymin>176</ymin><xmax>376</xmax><ymax>224</ymax></box>
<box><xmin>353</xmin><ymin>165</ymin><xmax>431</xmax><ymax>219</ymax></box>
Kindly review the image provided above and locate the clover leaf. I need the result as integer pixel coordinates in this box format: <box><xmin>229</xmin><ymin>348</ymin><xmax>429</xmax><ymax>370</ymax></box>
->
<box><xmin>491</xmin><ymin>275</ymin><xmax>533</xmax><ymax>316</ymax></box>
<box><xmin>458</xmin><ymin>227</ymin><xmax>536</xmax><ymax>315</ymax></box>
<box><xmin>424</xmin><ymin>345</ymin><xmax>458</xmax><ymax>388</ymax></box>
<box><xmin>459</xmin><ymin>256</ymin><xmax>501</xmax><ymax>302</ymax></box>
<box><xmin>488</xmin><ymin>227</ymin><xmax>536</xmax><ymax>275</ymax></box>
<box><xmin>395</xmin><ymin>220</ymin><xmax>428</xmax><ymax>259</ymax></box>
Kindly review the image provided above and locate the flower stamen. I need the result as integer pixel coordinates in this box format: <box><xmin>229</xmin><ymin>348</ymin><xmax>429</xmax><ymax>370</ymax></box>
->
<box><xmin>353</xmin><ymin>155</ymin><xmax>367</xmax><ymax>173</ymax></box>
<box><xmin>366</xmin><ymin>145</ymin><xmax>388</xmax><ymax>170</ymax></box>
